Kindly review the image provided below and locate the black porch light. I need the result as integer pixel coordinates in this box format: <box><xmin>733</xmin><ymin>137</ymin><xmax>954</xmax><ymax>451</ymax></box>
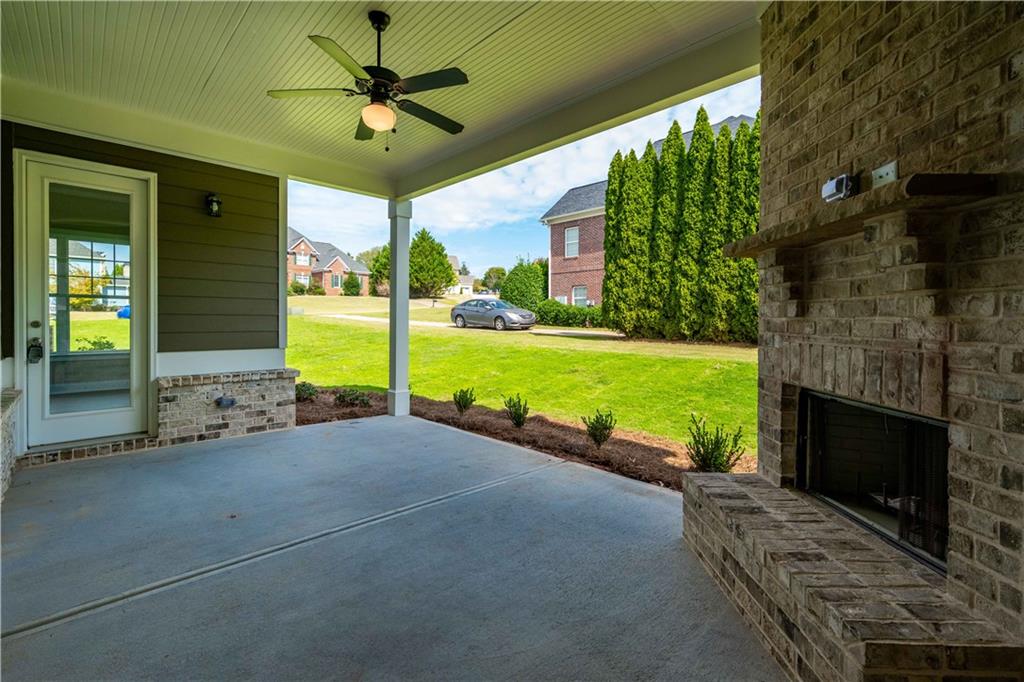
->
<box><xmin>205</xmin><ymin>193</ymin><xmax>223</xmax><ymax>217</ymax></box>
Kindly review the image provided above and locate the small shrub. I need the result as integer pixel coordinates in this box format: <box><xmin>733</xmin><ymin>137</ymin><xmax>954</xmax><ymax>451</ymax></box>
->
<box><xmin>306</xmin><ymin>284</ymin><xmax>326</xmax><ymax>296</ymax></box>
<box><xmin>334</xmin><ymin>388</ymin><xmax>370</xmax><ymax>407</ymax></box>
<box><xmin>343</xmin><ymin>272</ymin><xmax>362</xmax><ymax>296</ymax></box>
<box><xmin>76</xmin><ymin>336</ymin><xmax>116</xmax><ymax>350</ymax></box>
<box><xmin>295</xmin><ymin>381</ymin><xmax>318</xmax><ymax>402</ymax></box>
<box><xmin>581</xmin><ymin>409</ymin><xmax>616</xmax><ymax>448</ymax></box>
<box><xmin>686</xmin><ymin>414</ymin><xmax>745</xmax><ymax>472</ymax></box>
<box><xmin>502</xmin><ymin>393</ymin><xmax>529</xmax><ymax>427</ymax></box>
<box><xmin>452</xmin><ymin>387</ymin><xmax>476</xmax><ymax>415</ymax></box>
<box><xmin>289</xmin><ymin>281</ymin><xmax>307</xmax><ymax>296</ymax></box>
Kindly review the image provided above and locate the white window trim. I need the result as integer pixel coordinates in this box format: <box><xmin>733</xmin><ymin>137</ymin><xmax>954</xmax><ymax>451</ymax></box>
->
<box><xmin>295</xmin><ymin>253</ymin><xmax>310</xmax><ymax>266</ymax></box>
<box><xmin>572</xmin><ymin>286</ymin><xmax>588</xmax><ymax>307</ymax></box>
<box><xmin>564</xmin><ymin>226</ymin><xmax>579</xmax><ymax>258</ymax></box>
<box><xmin>295</xmin><ymin>273</ymin><xmax>310</xmax><ymax>285</ymax></box>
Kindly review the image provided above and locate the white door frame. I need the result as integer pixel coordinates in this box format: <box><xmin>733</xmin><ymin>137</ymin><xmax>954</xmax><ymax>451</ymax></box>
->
<box><xmin>13</xmin><ymin>149</ymin><xmax>158</xmax><ymax>451</ymax></box>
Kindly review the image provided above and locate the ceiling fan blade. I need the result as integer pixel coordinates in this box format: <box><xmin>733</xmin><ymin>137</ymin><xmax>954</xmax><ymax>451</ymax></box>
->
<box><xmin>355</xmin><ymin>117</ymin><xmax>375</xmax><ymax>141</ymax></box>
<box><xmin>267</xmin><ymin>88</ymin><xmax>353</xmax><ymax>99</ymax></box>
<box><xmin>397</xmin><ymin>99</ymin><xmax>464</xmax><ymax>135</ymax></box>
<box><xmin>395</xmin><ymin>68</ymin><xmax>468</xmax><ymax>94</ymax></box>
<box><xmin>308</xmin><ymin>35</ymin><xmax>371</xmax><ymax>81</ymax></box>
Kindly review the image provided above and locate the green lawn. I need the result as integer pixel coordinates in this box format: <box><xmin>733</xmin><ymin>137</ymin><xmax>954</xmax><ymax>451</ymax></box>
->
<box><xmin>68</xmin><ymin>314</ymin><xmax>130</xmax><ymax>350</ymax></box>
<box><xmin>287</xmin><ymin>315</ymin><xmax>758</xmax><ymax>449</ymax></box>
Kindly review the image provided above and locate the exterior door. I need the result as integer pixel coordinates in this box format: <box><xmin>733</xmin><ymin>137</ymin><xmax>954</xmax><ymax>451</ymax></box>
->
<box><xmin>23</xmin><ymin>157</ymin><xmax>150</xmax><ymax>446</ymax></box>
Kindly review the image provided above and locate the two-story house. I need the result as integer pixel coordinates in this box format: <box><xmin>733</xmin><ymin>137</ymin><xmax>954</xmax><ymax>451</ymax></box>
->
<box><xmin>540</xmin><ymin>114</ymin><xmax>754</xmax><ymax>307</ymax></box>
<box><xmin>287</xmin><ymin>227</ymin><xmax>370</xmax><ymax>295</ymax></box>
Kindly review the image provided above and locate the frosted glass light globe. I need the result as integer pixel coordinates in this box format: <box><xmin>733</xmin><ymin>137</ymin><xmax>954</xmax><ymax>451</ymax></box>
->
<box><xmin>361</xmin><ymin>102</ymin><xmax>395</xmax><ymax>132</ymax></box>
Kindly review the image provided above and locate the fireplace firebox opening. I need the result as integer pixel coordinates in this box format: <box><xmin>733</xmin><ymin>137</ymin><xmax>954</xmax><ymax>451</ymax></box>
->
<box><xmin>797</xmin><ymin>391</ymin><xmax>949</xmax><ymax>571</ymax></box>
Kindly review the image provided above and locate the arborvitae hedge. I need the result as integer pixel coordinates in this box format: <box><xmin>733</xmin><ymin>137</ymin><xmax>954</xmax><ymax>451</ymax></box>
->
<box><xmin>601</xmin><ymin>107</ymin><xmax>760</xmax><ymax>342</ymax></box>
<box><xmin>649</xmin><ymin>121</ymin><xmax>684</xmax><ymax>338</ymax></box>
<box><xmin>601</xmin><ymin>151</ymin><xmax>626</xmax><ymax>327</ymax></box>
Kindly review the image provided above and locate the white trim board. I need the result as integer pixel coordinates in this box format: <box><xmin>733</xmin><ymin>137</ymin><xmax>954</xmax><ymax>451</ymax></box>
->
<box><xmin>156</xmin><ymin>349</ymin><xmax>287</xmax><ymax>377</ymax></box>
<box><xmin>541</xmin><ymin>206</ymin><xmax>606</xmax><ymax>226</ymax></box>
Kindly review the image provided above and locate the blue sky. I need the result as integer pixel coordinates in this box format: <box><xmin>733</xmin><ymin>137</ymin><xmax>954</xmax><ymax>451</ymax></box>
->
<box><xmin>288</xmin><ymin>75</ymin><xmax>761</xmax><ymax>274</ymax></box>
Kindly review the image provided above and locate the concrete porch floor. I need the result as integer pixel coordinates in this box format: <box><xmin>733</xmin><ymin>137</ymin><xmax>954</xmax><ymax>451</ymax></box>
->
<box><xmin>1</xmin><ymin>416</ymin><xmax>784</xmax><ymax>681</ymax></box>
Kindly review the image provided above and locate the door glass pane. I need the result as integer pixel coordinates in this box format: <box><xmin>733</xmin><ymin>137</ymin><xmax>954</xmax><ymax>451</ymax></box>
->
<box><xmin>48</xmin><ymin>183</ymin><xmax>132</xmax><ymax>415</ymax></box>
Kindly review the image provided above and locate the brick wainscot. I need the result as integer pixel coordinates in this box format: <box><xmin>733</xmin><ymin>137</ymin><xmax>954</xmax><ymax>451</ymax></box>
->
<box><xmin>16</xmin><ymin>369</ymin><xmax>298</xmax><ymax>469</ymax></box>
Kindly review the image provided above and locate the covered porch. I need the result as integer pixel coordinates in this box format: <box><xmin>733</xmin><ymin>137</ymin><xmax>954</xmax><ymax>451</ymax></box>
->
<box><xmin>1</xmin><ymin>416</ymin><xmax>782</xmax><ymax>680</ymax></box>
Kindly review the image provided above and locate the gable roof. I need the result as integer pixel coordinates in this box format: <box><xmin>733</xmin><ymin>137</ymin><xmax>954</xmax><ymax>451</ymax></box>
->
<box><xmin>311</xmin><ymin>240</ymin><xmax>369</xmax><ymax>275</ymax></box>
<box><xmin>286</xmin><ymin>226</ymin><xmax>319</xmax><ymax>254</ymax></box>
<box><xmin>288</xmin><ymin>227</ymin><xmax>369</xmax><ymax>274</ymax></box>
<box><xmin>540</xmin><ymin>114</ymin><xmax>756</xmax><ymax>223</ymax></box>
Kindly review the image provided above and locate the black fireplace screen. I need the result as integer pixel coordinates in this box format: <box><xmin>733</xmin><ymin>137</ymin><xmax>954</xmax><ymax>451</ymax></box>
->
<box><xmin>802</xmin><ymin>392</ymin><xmax>948</xmax><ymax>565</ymax></box>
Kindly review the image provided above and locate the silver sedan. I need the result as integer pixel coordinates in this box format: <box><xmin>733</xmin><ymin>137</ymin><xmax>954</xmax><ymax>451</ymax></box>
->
<box><xmin>451</xmin><ymin>299</ymin><xmax>536</xmax><ymax>331</ymax></box>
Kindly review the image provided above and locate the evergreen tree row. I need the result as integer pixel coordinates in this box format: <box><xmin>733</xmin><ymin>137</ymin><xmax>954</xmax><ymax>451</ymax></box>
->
<box><xmin>602</xmin><ymin>107</ymin><xmax>760</xmax><ymax>342</ymax></box>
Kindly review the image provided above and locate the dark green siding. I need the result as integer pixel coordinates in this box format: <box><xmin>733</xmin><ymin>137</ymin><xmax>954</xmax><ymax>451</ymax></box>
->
<box><xmin>1</xmin><ymin>121</ymin><xmax>281</xmax><ymax>355</ymax></box>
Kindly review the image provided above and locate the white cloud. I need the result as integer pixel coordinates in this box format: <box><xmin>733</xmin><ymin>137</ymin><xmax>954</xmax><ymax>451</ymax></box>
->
<box><xmin>288</xmin><ymin>75</ymin><xmax>760</xmax><ymax>253</ymax></box>
<box><xmin>415</xmin><ymin>75</ymin><xmax>760</xmax><ymax>234</ymax></box>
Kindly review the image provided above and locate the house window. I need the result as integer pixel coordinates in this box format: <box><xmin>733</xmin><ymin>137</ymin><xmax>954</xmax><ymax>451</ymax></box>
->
<box><xmin>572</xmin><ymin>286</ymin><xmax>587</xmax><ymax>307</ymax></box>
<box><xmin>555</xmin><ymin>295</ymin><xmax>568</xmax><ymax>304</ymax></box>
<box><xmin>295</xmin><ymin>253</ymin><xmax>310</xmax><ymax>266</ymax></box>
<box><xmin>332</xmin><ymin>274</ymin><xmax>341</xmax><ymax>288</ymax></box>
<box><xmin>295</xmin><ymin>273</ymin><xmax>310</xmax><ymax>285</ymax></box>
<box><xmin>564</xmin><ymin>227</ymin><xmax>579</xmax><ymax>258</ymax></box>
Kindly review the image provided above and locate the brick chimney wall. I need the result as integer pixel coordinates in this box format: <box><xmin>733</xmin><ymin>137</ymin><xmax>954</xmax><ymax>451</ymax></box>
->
<box><xmin>757</xmin><ymin>1</ymin><xmax>1024</xmax><ymax>638</ymax></box>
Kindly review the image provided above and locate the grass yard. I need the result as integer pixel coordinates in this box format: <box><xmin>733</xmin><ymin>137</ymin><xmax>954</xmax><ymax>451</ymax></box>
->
<box><xmin>287</xmin><ymin>315</ymin><xmax>758</xmax><ymax>449</ymax></box>
<box><xmin>67</xmin><ymin>313</ymin><xmax>130</xmax><ymax>350</ymax></box>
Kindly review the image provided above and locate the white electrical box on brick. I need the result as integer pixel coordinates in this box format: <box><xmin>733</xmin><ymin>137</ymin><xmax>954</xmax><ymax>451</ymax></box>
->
<box><xmin>872</xmin><ymin>161</ymin><xmax>898</xmax><ymax>189</ymax></box>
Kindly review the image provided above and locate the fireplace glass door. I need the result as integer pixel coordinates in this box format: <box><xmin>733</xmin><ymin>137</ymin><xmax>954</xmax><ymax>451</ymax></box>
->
<box><xmin>803</xmin><ymin>393</ymin><xmax>948</xmax><ymax>566</ymax></box>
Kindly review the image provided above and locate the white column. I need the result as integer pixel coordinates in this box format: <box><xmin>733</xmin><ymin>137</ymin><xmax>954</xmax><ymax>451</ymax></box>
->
<box><xmin>387</xmin><ymin>198</ymin><xmax>412</xmax><ymax>416</ymax></box>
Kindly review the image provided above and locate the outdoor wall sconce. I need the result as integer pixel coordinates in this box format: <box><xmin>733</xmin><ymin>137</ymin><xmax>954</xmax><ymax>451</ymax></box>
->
<box><xmin>205</xmin><ymin>193</ymin><xmax>223</xmax><ymax>217</ymax></box>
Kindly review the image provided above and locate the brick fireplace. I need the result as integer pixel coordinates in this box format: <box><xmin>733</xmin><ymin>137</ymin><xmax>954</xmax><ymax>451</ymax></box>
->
<box><xmin>681</xmin><ymin>2</ymin><xmax>1023</xmax><ymax>680</ymax></box>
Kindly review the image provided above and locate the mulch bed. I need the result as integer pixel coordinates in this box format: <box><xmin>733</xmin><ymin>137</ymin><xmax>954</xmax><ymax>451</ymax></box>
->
<box><xmin>295</xmin><ymin>387</ymin><xmax>756</xmax><ymax>491</ymax></box>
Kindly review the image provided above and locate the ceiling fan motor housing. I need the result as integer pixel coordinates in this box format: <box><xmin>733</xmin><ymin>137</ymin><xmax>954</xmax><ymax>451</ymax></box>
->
<box><xmin>368</xmin><ymin>10</ymin><xmax>391</xmax><ymax>33</ymax></box>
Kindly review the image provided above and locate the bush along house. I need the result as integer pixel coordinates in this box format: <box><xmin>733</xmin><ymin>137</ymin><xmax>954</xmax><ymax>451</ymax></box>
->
<box><xmin>287</xmin><ymin>227</ymin><xmax>370</xmax><ymax>295</ymax></box>
<box><xmin>539</xmin><ymin>115</ymin><xmax>754</xmax><ymax>307</ymax></box>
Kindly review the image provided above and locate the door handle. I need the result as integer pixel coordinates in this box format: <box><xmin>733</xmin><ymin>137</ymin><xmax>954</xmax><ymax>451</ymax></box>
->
<box><xmin>27</xmin><ymin>337</ymin><xmax>43</xmax><ymax>364</ymax></box>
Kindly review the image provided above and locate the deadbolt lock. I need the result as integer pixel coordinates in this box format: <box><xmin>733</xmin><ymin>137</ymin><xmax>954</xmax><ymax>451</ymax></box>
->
<box><xmin>27</xmin><ymin>337</ymin><xmax>43</xmax><ymax>364</ymax></box>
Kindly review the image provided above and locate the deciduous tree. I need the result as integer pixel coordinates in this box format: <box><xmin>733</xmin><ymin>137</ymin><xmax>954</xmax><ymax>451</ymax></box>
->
<box><xmin>482</xmin><ymin>266</ymin><xmax>506</xmax><ymax>291</ymax></box>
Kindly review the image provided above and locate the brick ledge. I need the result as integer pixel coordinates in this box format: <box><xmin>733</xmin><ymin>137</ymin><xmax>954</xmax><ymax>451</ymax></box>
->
<box><xmin>156</xmin><ymin>368</ymin><xmax>299</xmax><ymax>388</ymax></box>
<box><xmin>682</xmin><ymin>473</ymin><xmax>1022</xmax><ymax>680</ymax></box>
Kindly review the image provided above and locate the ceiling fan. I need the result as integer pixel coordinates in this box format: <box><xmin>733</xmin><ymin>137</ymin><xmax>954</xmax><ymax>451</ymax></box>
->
<box><xmin>268</xmin><ymin>10</ymin><xmax>468</xmax><ymax>143</ymax></box>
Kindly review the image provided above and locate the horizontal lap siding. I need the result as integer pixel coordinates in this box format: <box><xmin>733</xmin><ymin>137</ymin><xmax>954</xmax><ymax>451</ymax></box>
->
<box><xmin>0</xmin><ymin>121</ymin><xmax>281</xmax><ymax>355</ymax></box>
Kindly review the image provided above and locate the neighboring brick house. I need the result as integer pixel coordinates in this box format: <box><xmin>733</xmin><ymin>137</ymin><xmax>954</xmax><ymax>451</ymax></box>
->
<box><xmin>540</xmin><ymin>115</ymin><xmax>755</xmax><ymax>307</ymax></box>
<box><xmin>287</xmin><ymin>227</ymin><xmax>370</xmax><ymax>295</ymax></box>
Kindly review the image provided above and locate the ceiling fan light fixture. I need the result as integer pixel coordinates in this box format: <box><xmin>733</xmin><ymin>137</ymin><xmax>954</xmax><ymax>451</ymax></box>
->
<box><xmin>361</xmin><ymin>102</ymin><xmax>395</xmax><ymax>132</ymax></box>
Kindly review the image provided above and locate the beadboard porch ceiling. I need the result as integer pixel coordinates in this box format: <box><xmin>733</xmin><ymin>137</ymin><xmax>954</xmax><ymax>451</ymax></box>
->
<box><xmin>0</xmin><ymin>1</ymin><xmax>760</xmax><ymax>199</ymax></box>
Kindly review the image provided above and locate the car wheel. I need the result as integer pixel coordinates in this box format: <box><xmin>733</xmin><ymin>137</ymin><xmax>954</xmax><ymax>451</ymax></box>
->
<box><xmin>493</xmin><ymin>316</ymin><xmax>506</xmax><ymax>331</ymax></box>
<box><xmin>454</xmin><ymin>315</ymin><xmax>466</xmax><ymax>328</ymax></box>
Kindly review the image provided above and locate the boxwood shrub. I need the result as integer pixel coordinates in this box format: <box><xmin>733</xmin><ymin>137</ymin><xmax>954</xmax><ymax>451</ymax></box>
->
<box><xmin>534</xmin><ymin>299</ymin><xmax>603</xmax><ymax>328</ymax></box>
